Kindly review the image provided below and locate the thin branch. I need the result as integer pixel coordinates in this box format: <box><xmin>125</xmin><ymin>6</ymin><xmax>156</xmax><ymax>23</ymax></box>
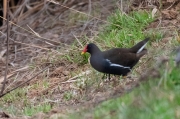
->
<box><xmin>0</xmin><ymin>16</ymin><xmax>62</xmax><ymax>45</ymax></box>
<box><xmin>1</xmin><ymin>0</ymin><xmax>10</xmax><ymax>94</ymax></box>
<box><xmin>3</xmin><ymin>0</ymin><xmax>7</xmax><ymax>25</ymax></box>
<box><xmin>0</xmin><ymin>65</ymin><xmax>51</xmax><ymax>98</ymax></box>
<box><xmin>72</xmin><ymin>33</ymin><xmax>83</xmax><ymax>48</ymax></box>
<box><xmin>47</xmin><ymin>0</ymin><xmax>122</xmax><ymax>29</ymax></box>
<box><xmin>0</xmin><ymin>31</ymin><xmax>64</xmax><ymax>54</ymax></box>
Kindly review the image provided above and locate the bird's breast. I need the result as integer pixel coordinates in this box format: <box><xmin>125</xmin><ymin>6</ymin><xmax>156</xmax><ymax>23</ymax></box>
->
<box><xmin>90</xmin><ymin>56</ymin><xmax>108</xmax><ymax>72</ymax></box>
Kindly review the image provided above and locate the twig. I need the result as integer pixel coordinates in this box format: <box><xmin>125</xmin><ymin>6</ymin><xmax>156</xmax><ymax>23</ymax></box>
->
<box><xmin>0</xmin><ymin>31</ymin><xmax>63</xmax><ymax>55</ymax></box>
<box><xmin>27</xmin><ymin>25</ymin><xmax>41</xmax><ymax>37</ymax></box>
<box><xmin>36</xmin><ymin>70</ymin><xmax>92</xmax><ymax>96</ymax></box>
<box><xmin>0</xmin><ymin>16</ymin><xmax>80</xmax><ymax>50</ymax></box>
<box><xmin>47</xmin><ymin>0</ymin><xmax>122</xmax><ymax>29</ymax></box>
<box><xmin>72</xmin><ymin>33</ymin><xmax>83</xmax><ymax>48</ymax></box>
<box><xmin>0</xmin><ymin>65</ymin><xmax>51</xmax><ymax>98</ymax></box>
<box><xmin>27</xmin><ymin>25</ymin><xmax>55</xmax><ymax>46</ymax></box>
<box><xmin>11</xmin><ymin>45</ymin><xmax>17</xmax><ymax>64</ymax></box>
<box><xmin>120</xmin><ymin>0</ymin><xmax>123</xmax><ymax>12</ymax></box>
<box><xmin>0</xmin><ymin>31</ymin><xmax>52</xmax><ymax>51</ymax></box>
<box><xmin>61</xmin><ymin>70</ymin><xmax>92</xmax><ymax>84</ymax></box>
<box><xmin>0</xmin><ymin>16</ymin><xmax>62</xmax><ymax>45</ymax></box>
<box><xmin>80</xmin><ymin>0</ymin><xmax>92</xmax><ymax>34</ymax></box>
<box><xmin>4</xmin><ymin>68</ymin><xmax>36</xmax><ymax>92</ymax></box>
<box><xmin>3</xmin><ymin>73</ymin><xmax>18</xmax><ymax>92</ymax></box>
<box><xmin>166</xmin><ymin>1</ymin><xmax>175</xmax><ymax>10</ymax></box>
<box><xmin>3</xmin><ymin>0</ymin><xmax>7</xmax><ymax>25</ymax></box>
<box><xmin>1</xmin><ymin>0</ymin><xmax>10</xmax><ymax>94</ymax></box>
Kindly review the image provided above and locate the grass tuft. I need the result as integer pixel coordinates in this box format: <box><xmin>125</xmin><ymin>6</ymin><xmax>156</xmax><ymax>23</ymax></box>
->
<box><xmin>23</xmin><ymin>103</ymin><xmax>52</xmax><ymax>116</ymax></box>
<box><xmin>98</xmin><ymin>10</ymin><xmax>154</xmax><ymax>48</ymax></box>
<box><xmin>93</xmin><ymin>59</ymin><xmax>180</xmax><ymax>119</ymax></box>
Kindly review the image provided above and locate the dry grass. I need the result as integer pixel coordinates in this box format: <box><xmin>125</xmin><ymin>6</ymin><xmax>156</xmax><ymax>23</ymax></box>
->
<box><xmin>0</xmin><ymin>0</ymin><xmax>179</xmax><ymax>118</ymax></box>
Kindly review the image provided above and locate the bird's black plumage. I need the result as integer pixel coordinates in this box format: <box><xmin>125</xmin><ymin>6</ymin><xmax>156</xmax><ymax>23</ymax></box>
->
<box><xmin>82</xmin><ymin>38</ymin><xmax>150</xmax><ymax>79</ymax></box>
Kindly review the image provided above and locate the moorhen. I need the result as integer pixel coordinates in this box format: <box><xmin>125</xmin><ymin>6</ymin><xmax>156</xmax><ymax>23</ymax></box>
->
<box><xmin>81</xmin><ymin>38</ymin><xmax>150</xmax><ymax>79</ymax></box>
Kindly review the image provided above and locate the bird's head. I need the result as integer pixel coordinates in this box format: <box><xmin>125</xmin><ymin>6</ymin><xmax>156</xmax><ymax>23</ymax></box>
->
<box><xmin>81</xmin><ymin>45</ymin><xmax>88</xmax><ymax>55</ymax></box>
<box><xmin>81</xmin><ymin>43</ymin><xmax>100</xmax><ymax>55</ymax></box>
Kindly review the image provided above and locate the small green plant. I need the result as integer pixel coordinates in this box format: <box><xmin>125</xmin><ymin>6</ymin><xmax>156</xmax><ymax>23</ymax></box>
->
<box><xmin>92</xmin><ymin>58</ymin><xmax>180</xmax><ymax>119</ymax></box>
<box><xmin>42</xmin><ymin>80</ymin><xmax>49</xmax><ymax>88</ymax></box>
<box><xmin>1</xmin><ymin>88</ymin><xmax>27</xmax><ymax>103</ymax></box>
<box><xmin>63</xmin><ymin>91</ymin><xmax>73</xmax><ymax>101</ymax></box>
<box><xmin>144</xmin><ymin>29</ymin><xmax>163</xmax><ymax>42</ymax></box>
<box><xmin>66</xmin><ymin>54</ymin><xmax>180</xmax><ymax>119</ymax></box>
<box><xmin>30</xmin><ymin>80</ymin><xmax>49</xmax><ymax>90</ymax></box>
<box><xmin>23</xmin><ymin>103</ymin><xmax>52</xmax><ymax>116</ymax></box>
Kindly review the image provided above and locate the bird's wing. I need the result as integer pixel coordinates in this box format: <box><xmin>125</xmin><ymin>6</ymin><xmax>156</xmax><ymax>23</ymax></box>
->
<box><xmin>103</xmin><ymin>49</ymin><xmax>138</xmax><ymax>68</ymax></box>
<box><xmin>105</xmin><ymin>59</ymin><xmax>131</xmax><ymax>69</ymax></box>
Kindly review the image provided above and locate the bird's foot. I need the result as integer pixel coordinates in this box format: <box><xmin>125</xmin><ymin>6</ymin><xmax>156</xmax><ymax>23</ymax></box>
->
<box><xmin>104</xmin><ymin>76</ymin><xmax>116</xmax><ymax>82</ymax></box>
<box><xmin>102</xmin><ymin>74</ymin><xmax>107</xmax><ymax>79</ymax></box>
<box><xmin>104</xmin><ymin>78</ymin><xmax>111</xmax><ymax>82</ymax></box>
<box><xmin>102</xmin><ymin>74</ymin><xmax>111</xmax><ymax>81</ymax></box>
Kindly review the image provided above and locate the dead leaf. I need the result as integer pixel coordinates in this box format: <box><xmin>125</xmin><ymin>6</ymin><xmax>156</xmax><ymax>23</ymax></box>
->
<box><xmin>152</xmin><ymin>7</ymin><xmax>158</xmax><ymax>18</ymax></box>
<box><xmin>0</xmin><ymin>49</ymin><xmax>6</xmax><ymax>60</ymax></box>
<box><xmin>161</xmin><ymin>9</ymin><xmax>178</xmax><ymax>19</ymax></box>
<box><xmin>53</xmin><ymin>67</ymin><xmax>64</xmax><ymax>73</ymax></box>
<box><xmin>50</xmin><ymin>66</ymin><xmax>65</xmax><ymax>76</ymax></box>
<box><xmin>62</xmin><ymin>71</ymin><xmax>70</xmax><ymax>76</ymax></box>
<box><xmin>175</xmin><ymin>2</ymin><xmax>180</xmax><ymax>11</ymax></box>
<box><xmin>170</xmin><ymin>19</ymin><xmax>178</xmax><ymax>24</ymax></box>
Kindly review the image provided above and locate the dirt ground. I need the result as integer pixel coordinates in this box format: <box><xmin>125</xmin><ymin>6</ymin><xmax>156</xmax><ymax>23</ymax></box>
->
<box><xmin>0</xmin><ymin>0</ymin><xmax>180</xmax><ymax>118</ymax></box>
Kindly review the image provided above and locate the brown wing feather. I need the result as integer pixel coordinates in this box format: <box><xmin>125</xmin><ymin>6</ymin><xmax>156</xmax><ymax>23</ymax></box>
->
<box><xmin>102</xmin><ymin>48</ymin><xmax>139</xmax><ymax>68</ymax></box>
<box><xmin>101</xmin><ymin>38</ymin><xmax>149</xmax><ymax>68</ymax></box>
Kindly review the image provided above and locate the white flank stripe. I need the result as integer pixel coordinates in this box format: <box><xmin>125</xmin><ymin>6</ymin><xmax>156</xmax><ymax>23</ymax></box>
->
<box><xmin>137</xmin><ymin>42</ymin><xmax>147</xmax><ymax>53</ymax></box>
<box><xmin>106</xmin><ymin>59</ymin><xmax>130</xmax><ymax>69</ymax></box>
<box><xmin>110</xmin><ymin>64</ymin><xmax>130</xmax><ymax>69</ymax></box>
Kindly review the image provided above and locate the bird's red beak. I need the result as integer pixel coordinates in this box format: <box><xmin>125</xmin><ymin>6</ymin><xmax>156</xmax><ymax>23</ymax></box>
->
<box><xmin>81</xmin><ymin>45</ymin><xmax>87</xmax><ymax>55</ymax></box>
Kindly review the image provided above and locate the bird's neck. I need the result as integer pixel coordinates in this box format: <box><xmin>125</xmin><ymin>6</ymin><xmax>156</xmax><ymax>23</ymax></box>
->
<box><xmin>91</xmin><ymin>47</ymin><xmax>102</xmax><ymax>55</ymax></box>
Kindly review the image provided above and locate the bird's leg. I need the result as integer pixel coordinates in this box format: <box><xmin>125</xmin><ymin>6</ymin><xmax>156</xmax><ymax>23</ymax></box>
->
<box><xmin>108</xmin><ymin>74</ymin><xmax>110</xmax><ymax>81</ymax></box>
<box><xmin>102</xmin><ymin>74</ymin><xmax>111</xmax><ymax>81</ymax></box>
<box><xmin>102</xmin><ymin>74</ymin><xmax>107</xmax><ymax>79</ymax></box>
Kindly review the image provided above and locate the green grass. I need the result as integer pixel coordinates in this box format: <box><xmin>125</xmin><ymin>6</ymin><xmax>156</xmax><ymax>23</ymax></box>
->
<box><xmin>23</xmin><ymin>103</ymin><xmax>52</xmax><ymax>116</ymax></box>
<box><xmin>0</xmin><ymin>87</ymin><xmax>52</xmax><ymax>116</ymax></box>
<box><xmin>93</xmin><ymin>62</ymin><xmax>180</xmax><ymax>119</ymax></box>
<box><xmin>0</xmin><ymin>3</ymin><xmax>178</xmax><ymax>118</ymax></box>
<box><xmin>97</xmin><ymin>10</ymin><xmax>154</xmax><ymax>48</ymax></box>
<box><xmin>1</xmin><ymin>88</ymin><xmax>28</xmax><ymax>103</ymax></box>
<box><xmin>81</xmin><ymin>9</ymin><xmax>156</xmax><ymax>65</ymax></box>
<box><xmin>65</xmin><ymin>7</ymin><xmax>180</xmax><ymax>119</ymax></box>
<box><xmin>68</xmin><ymin>59</ymin><xmax>180</xmax><ymax>119</ymax></box>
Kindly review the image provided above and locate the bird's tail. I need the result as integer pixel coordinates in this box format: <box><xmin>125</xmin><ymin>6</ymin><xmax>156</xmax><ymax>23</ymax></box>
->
<box><xmin>136</xmin><ymin>49</ymin><xmax>147</xmax><ymax>58</ymax></box>
<box><xmin>130</xmin><ymin>38</ymin><xmax>150</xmax><ymax>53</ymax></box>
